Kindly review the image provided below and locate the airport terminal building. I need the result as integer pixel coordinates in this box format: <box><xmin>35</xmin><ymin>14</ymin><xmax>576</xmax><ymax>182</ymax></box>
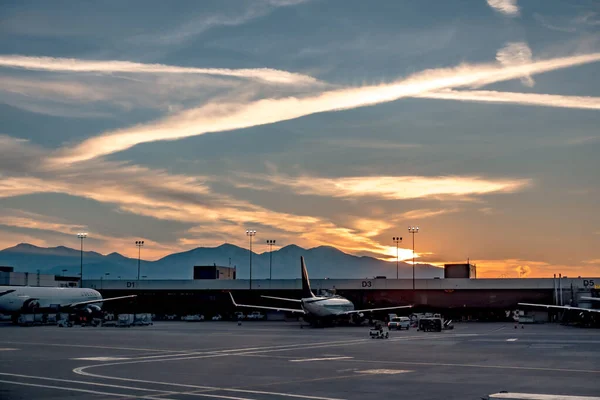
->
<box><xmin>83</xmin><ymin>265</ymin><xmax>600</xmax><ymax>321</ymax></box>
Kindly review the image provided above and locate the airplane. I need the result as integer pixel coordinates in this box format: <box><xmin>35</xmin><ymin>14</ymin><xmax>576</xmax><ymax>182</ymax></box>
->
<box><xmin>229</xmin><ymin>256</ymin><xmax>413</xmax><ymax>327</ymax></box>
<box><xmin>0</xmin><ymin>285</ymin><xmax>136</xmax><ymax>324</ymax></box>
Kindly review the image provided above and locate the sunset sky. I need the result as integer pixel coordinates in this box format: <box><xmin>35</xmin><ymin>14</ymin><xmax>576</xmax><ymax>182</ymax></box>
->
<box><xmin>0</xmin><ymin>0</ymin><xmax>599</xmax><ymax>278</ymax></box>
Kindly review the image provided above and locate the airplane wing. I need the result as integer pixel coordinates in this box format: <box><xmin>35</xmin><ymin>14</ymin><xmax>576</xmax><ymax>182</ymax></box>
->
<box><xmin>0</xmin><ymin>289</ymin><xmax>16</xmax><ymax>297</ymax></box>
<box><xmin>340</xmin><ymin>304</ymin><xmax>413</xmax><ymax>315</ymax></box>
<box><xmin>62</xmin><ymin>295</ymin><xmax>137</xmax><ymax>308</ymax></box>
<box><xmin>229</xmin><ymin>293</ymin><xmax>306</xmax><ymax>314</ymax></box>
<box><xmin>518</xmin><ymin>303</ymin><xmax>600</xmax><ymax>313</ymax></box>
<box><xmin>261</xmin><ymin>295</ymin><xmax>302</xmax><ymax>303</ymax></box>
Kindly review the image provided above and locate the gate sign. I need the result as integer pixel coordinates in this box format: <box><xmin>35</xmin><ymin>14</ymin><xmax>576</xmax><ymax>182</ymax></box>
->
<box><xmin>361</xmin><ymin>280</ymin><xmax>372</xmax><ymax>288</ymax></box>
<box><xmin>583</xmin><ymin>279</ymin><xmax>595</xmax><ymax>288</ymax></box>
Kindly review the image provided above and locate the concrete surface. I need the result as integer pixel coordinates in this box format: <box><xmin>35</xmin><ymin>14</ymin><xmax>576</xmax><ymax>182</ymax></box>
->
<box><xmin>0</xmin><ymin>321</ymin><xmax>599</xmax><ymax>400</ymax></box>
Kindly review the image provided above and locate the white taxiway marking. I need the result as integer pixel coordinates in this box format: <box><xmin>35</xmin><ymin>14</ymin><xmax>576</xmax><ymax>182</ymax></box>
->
<box><xmin>0</xmin><ymin>340</ymin><xmax>179</xmax><ymax>352</ymax></box>
<box><xmin>0</xmin><ymin>372</ymin><xmax>173</xmax><ymax>393</ymax></box>
<box><xmin>290</xmin><ymin>356</ymin><xmax>353</xmax><ymax>362</ymax></box>
<box><xmin>355</xmin><ymin>369</ymin><xmax>412</xmax><ymax>375</ymax></box>
<box><xmin>506</xmin><ymin>338</ymin><xmax>518</xmax><ymax>342</ymax></box>
<box><xmin>489</xmin><ymin>393</ymin><xmax>600</xmax><ymax>400</ymax></box>
<box><xmin>0</xmin><ymin>379</ymin><xmax>168</xmax><ymax>399</ymax></box>
<box><xmin>0</xmin><ymin>348</ymin><xmax>18</xmax><ymax>351</ymax></box>
<box><xmin>72</xmin><ymin>356</ymin><xmax>131</xmax><ymax>361</ymax></box>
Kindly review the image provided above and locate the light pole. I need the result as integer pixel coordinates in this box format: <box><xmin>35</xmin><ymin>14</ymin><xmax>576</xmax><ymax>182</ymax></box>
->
<box><xmin>135</xmin><ymin>240</ymin><xmax>144</xmax><ymax>280</ymax></box>
<box><xmin>77</xmin><ymin>232</ymin><xmax>87</xmax><ymax>287</ymax></box>
<box><xmin>266</xmin><ymin>239</ymin><xmax>276</xmax><ymax>280</ymax></box>
<box><xmin>408</xmin><ymin>227</ymin><xmax>419</xmax><ymax>290</ymax></box>
<box><xmin>392</xmin><ymin>237</ymin><xmax>402</xmax><ymax>279</ymax></box>
<box><xmin>246</xmin><ymin>230</ymin><xmax>256</xmax><ymax>289</ymax></box>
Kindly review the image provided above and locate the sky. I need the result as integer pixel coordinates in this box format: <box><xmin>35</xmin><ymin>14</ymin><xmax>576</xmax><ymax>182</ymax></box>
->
<box><xmin>0</xmin><ymin>0</ymin><xmax>599</xmax><ymax>278</ymax></box>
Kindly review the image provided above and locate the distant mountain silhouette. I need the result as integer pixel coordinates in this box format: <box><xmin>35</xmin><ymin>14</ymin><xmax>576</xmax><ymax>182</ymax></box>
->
<box><xmin>0</xmin><ymin>242</ymin><xmax>443</xmax><ymax>280</ymax></box>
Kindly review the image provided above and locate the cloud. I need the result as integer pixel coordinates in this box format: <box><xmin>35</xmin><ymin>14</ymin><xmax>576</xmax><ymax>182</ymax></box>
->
<box><xmin>132</xmin><ymin>0</ymin><xmax>312</xmax><ymax>46</ymax></box>
<box><xmin>515</xmin><ymin>264</ymin><xmax>532</xmax><ymax>277</ymax></box>
<box><xmin>584</xmin><ymin>259</ymin><xmax>600</xmax><ymax>265</ymax></box>
<box><xmin>412</xmin><ymin>89</ymin><xmax>600</xmax><ymax>110</ymax></box>
<box><xmin>231</xmin><ymin>173</ymin><xmax>531</xmax><ymax>201</ymax></box>
<box><xmin>487</xmin><ymin>0</ymin><xmax>519</xmax><ymax>17</ymax></box>
<box><xmin>0</xmin><ymin>55</ymin><xmax>321</xmax><ymax>86</ymax></box>
<box><xmin>399</xmin><ymin>208</ymin><xmax>460</xmax><ymax>220</ymax></box>
<box><xmin>496</xmin><ymin>42</ymin><xmax>535</xmax><ymax>87</ymax></box>
<box><xmin>50</xmin><ymin>51</ymin><xmax>600</xmax><ymax>164</ymax></box>
<box><xmin>533</xmin><ymin>13</ymin><xmax>576</xmax><ymax>33</ymax></box>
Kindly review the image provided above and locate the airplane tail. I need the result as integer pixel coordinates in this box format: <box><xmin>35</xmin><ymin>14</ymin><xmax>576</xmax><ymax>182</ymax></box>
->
<box><xmin>301</xmin><ymin>256</ymin><xmax>316</xmax><ymax>298</ymax></box>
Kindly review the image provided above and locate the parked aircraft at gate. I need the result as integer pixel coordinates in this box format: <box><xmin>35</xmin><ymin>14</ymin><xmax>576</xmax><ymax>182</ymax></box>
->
<box><xmin>0</xmin><ymin>285</ymin><xmax>136</xmax><ymax>322</ymax></box>
<box><xmin>229</xmin><ymin>256</ymin><xmax>413</xmax><ymax>326</ymax></box>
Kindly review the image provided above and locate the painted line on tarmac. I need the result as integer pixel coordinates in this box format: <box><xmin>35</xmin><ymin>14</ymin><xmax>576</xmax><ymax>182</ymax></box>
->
<box><xmin>0</xmin><ymin>340</ymin><xmax>184</xmax><ymax>353</ymax></box>
<box><xmin>340</xmin><ymin>358</ymin><xmax>600</xmax><ymax>374</ymax></box>
<box><xmin>0</xmin><ymin>347</ymin><xmax>18</xmax><ymax>351</ymax></box>
<box><xmin>489</xmin><ymin>393</ymin><xmax>600</xmax><ymax>400</ymax></box>
<box><xmin>72</xmin><ymin>334</ymin><xmax>468</xmax><ymax>400</ymax></box>
<box><xmin>290</xmin><ymin>356</ymin><xmax>353</xmax><ymax>362</ymax></box>
<box><xmin>0</xmin><ymin>378</ymin><xmax>171</xmax><ymax>399</ymax></box>
<box><xmin>0</xmin><ymin>372</ymin><xmax>176</xmax><ymax>394</ymax></box>
<box><xmin>507</xmin><ymin>338</ymin><xmax>518</xmax><ymax>342</ymax></box>
<box><xmin>355</xmin><ymin>369</ymin><xmax>412</xmax><ymax>375</ymax></box>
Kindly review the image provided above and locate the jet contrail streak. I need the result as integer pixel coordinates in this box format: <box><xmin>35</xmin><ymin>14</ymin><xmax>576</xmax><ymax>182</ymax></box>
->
<box><xmin>51</xmin><ymin>52</ymin><xmax>600</xmax><ymax>164</ymax></box>
<box><xmin>413</xmin><ymin>89</ymin><xmax>600</xmax><ymax>110</ymax></box>
<box><xmin>0</xmin><ymin>55</ymin><xmax>320</xmax><ymax>86</ymax></box>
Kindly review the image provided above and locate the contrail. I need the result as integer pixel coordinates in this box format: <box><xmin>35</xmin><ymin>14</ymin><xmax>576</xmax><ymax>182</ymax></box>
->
<box><xmin>51</xmin><ymin>52</ymin><xmax>600</xmax><ymax>164</ymax></box>
<box><xmin>0</xmin><ymin>55</ymin><xmax>321</xmax><ymax>86</ymax></box>
<box><xmin>413</xmin><ymin>89</ymin><xmax>600</xmax><ymax>110</ymax></box>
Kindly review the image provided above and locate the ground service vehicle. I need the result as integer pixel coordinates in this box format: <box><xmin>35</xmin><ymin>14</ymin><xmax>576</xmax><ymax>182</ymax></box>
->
<box><xmin>419</xmin><ymin>317</ymin><xmax>443</xmax><ymax>332</ymax></box>
<box><xmin>388</xmin><ymin>316</ymin><xmax>410</xmax><ymax>330</ymax></box>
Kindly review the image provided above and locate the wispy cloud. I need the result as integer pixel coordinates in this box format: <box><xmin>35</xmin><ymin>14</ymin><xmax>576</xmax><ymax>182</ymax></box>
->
<box><xmin>231</xmin><ymin>173</ymin><xmax>531</xmax><ymax>201</ymax></box>
<box><xmin>533</xmin><ymin>13</ymin><xmax>576</xmax><ymax>33</ymax></box>
<box><xmin>50</xmin><ymin>51</ymin><xmax>600</xmax><ymax>164</ymax></box>
<box><xmin>0</xmin><ymin>137</ymin><xmax>411</xmax><ymax>259</ymax></box>
<box><xmin>496</xmin><ymin>42</ymin><xmax>535</xmax><ymax>87</ymax></box>
<box><xmin>132</xmin><ymin>0</ymin><xmax>313</xmax><ymax>46</ymax></box>
<box><xmin>399</xmin><ymin>208</ymin><xmax>460</xmax><ymax>220</ymax></box>
<box><xmin>487</xmin><ymin>0</ymin><xmax>519</xmax><ymax>17</ymax></box>
<box><xmin>0</xmin><ymin>55</ymin><xmax>321</xmax><ymax>86</ymax></box>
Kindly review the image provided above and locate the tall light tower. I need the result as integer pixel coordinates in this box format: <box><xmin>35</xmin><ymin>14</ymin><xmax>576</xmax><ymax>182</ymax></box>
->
<box><xmin>266</xmin><ymin>239</ymin><xmax>276</xmax><ymax>280</ymax></box>
<box><xmin>77</xmin><ymin>232</ymin><xmax>87</xmax><ymax>287</ymax></box>
<box><xmin>135</xmin><ymin>240</ymin><xmax>144</xmax><ymax>280</ymax></box>
<box><xmin>246</xmin><ymin>230</ymin><xmax>256</xmax><ymax>289</ymax></box>
<box><xmin>392</xmin><ymin>236</ymin><xmax>402</xmax><ymax>279</ymax></box>
<box><xmin>408</xmin><ymin>226</ymin><xmax>419</xmax><ymax>290</ymax></box>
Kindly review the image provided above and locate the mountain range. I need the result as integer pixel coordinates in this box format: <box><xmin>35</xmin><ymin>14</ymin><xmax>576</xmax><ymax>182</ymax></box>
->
<box><xmin>0</xmin><ymin>243</ymin><xmax>443</xmax><ymax>280</ymax></box>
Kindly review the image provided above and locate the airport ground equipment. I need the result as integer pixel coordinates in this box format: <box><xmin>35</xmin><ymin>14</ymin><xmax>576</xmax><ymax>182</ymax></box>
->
<box><xmin>388</xmin><ymin>316</ymin><xmax>410</xmax><ymax>330</ymax></box>
<box><xmin>418</xmin><ymin>317</ymin><xmax>443</xmax><ymax>332</ymax></box>
<box><xmin>369</xmin><ymin>328</ymin><xmax>389</xmax><ymax>338</ymax></box>
<box><xmin>118</xmin><ymin>313</ymin><xmax>135</xmax><ymax>327</ymax></box>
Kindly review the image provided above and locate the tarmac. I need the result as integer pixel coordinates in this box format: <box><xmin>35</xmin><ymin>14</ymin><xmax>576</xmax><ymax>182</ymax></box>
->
<box><xmin>0</xmin><ymin>320</ymin><xmax>599</xmax><ymax>400</ymax></box>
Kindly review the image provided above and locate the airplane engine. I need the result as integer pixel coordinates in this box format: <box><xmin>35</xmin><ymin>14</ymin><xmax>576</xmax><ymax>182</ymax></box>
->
<box><xmin>21</xmin><ymin>299</ymin><xmax>40</xmax><ymax>312</ymax></box>
<box><xmin>84</xmin><ymin>304</ymin><xmax>102</xmax><ymax>315</ymax></box>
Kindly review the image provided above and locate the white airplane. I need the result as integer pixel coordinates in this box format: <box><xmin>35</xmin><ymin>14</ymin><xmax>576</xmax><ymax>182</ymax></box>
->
<box><xmin>0</xmin><ymin>285</ymin><xmax>136</xmax><ymax>323</ymax></box>
<box><xmin>229</xmin><ymin>256</ymin><xmax>413</xmax><ymax>326</ymax></box>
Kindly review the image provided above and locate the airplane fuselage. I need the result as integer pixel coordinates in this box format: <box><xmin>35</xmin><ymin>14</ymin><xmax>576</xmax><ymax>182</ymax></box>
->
<box><xmin>301</xmin><ymin>295</ymin><xmax>355</xmax><ymax>317</ymax></box>
<box><xmin>0</xmin><ymin>285</ymin><xmax>102</xmax><ymax>314</ymax></box>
